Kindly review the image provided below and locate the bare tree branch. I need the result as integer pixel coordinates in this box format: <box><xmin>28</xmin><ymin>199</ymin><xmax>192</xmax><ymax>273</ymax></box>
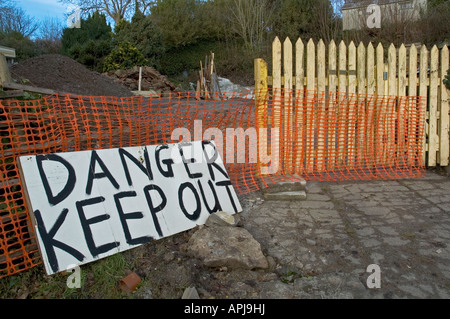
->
<box><xmin>0</xmin><ymin>5</ymin><xmax>39</xmax><ymax>37</ymax></box>
<box><xmin>230</xmin><ymin>0</ymin><xmax>273</xmax><ymax>50</ymax></box>
<box><xmin>59</xmin><ymin>0</ymin><xmax>134</xmax><ymax>24</ymax></box>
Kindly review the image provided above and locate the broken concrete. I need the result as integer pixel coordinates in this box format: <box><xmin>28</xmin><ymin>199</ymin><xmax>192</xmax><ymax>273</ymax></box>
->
<box><xmin>103</xmin><ymin>65</ymin><xmax>176</xmax><ymax>93</ymax></box>
<box><xmin>261</xmin><ymin>175</ymin><xmax>308</xmax><ymax>201</ymax></box>
<box><xmin>188</xmin><ymin>225</ymin><xmax>268</xmax><ymax>270</ymax></box>
<box><xmin>260</xmin><ymin>176</ymin><xmax>306</xmax><ymax>193</ymax></box>
<box><xmin>204</xmin><ymin>211</ymin><xmax>241</xmax><ymax>227</ymax></box>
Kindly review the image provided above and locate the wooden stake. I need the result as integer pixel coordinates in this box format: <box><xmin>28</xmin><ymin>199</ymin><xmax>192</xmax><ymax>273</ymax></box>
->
<box><xmin>138</xmin><ymin>66</ymin><xmax>142</xmax><ymax>91</ymax></box>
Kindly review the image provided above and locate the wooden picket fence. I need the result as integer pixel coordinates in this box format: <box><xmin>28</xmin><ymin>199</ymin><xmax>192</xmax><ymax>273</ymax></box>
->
<box><xmin>255</xmin><ymin>37</ymin><xmax>449</xmax><ymax>171</ymax></box>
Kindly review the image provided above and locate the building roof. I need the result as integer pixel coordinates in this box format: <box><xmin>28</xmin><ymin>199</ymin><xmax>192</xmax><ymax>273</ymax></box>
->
<box><xmin>0</xmin><ymin>45</ymin><xmax>16</xmax><ymax>58</ymax></box>
<box><xmin>342</xmin><ymin>0</ymin><xmax>410</xmax><ymax>10</ymax></box>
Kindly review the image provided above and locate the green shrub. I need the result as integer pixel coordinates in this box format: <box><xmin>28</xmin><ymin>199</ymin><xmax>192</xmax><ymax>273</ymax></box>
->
<box><xmin>113</xmin><ymin>11</ymin><xmax>165</xmax><ymax>70</ymax></box>
<box><xmin>103</xmin><ymin>41</ymin><xmax>147</xmax><ymax>71</ymax></box>
<box><xmin>158</xmin><ymin>40</ymin><xmax>221</xmax><ymax>76</ymax></box>
<box><xmin>61</xmin><ymin>12</ymin><xmax>112</xmax><ymax>71</ymax></box>
<box><xmin>0</xmin><ymin>31</ymin><xmax>37</xmax><ymax>61</ymax></box>
<box><xmin>69</xmin><ymin>39</ymin><xmax>112</xmax><ymax>72</ymax></box>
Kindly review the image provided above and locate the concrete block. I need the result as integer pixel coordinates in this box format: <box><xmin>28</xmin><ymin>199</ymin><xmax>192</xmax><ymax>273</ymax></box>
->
<box><xmin>263</xmin><ymin>190</ymin><xmax>307</xmax><ymax>201</ymax></box>
<box><xmin>260</xmin><ymin>175</ymin><xmax>306</xmax><ymax>193</ymax></box>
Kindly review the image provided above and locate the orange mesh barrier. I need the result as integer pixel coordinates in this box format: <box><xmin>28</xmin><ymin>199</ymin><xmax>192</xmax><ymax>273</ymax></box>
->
<box><xmin>0</xmin><ymin>89</ymin><xmax>425</xmax><ymax>277</ymax></box>
<box><xmin>256</xmin><ymin>89</ymin><xmax>425</xmax><ymax>185</ymax></box>
<box><xmin>0</xmin><ymin>91</ymin><xmax>257</xmax><ymax>278</ymax></box>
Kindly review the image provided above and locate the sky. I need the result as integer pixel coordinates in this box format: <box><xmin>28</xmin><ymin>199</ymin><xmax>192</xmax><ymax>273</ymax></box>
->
<box><xmin>17</xmin><ymin>0</ymin><xmax>69</xmax><ymax>24</ymax></box>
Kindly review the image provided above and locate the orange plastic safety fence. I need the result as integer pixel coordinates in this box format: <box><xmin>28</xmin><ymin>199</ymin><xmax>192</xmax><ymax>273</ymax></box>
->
<box><xmin>0</xmin><ymin>91</ymin><xmax>258</xmax><ymax>278</ymax></box>
<box><xmin>0</xmin><ymin>89</ymin><xmax>425</xmax><ymax>278</ymax></box>
<box><xmin>256</xmin><ymin>88</ymin><xmax>426</xmax><ymax>186</ymax></box>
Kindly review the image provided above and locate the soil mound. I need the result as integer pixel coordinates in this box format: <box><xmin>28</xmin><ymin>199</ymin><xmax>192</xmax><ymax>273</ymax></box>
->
<box><xmin>10</xmin><ymin>54</ymin><xmax>135</xmax><ymax>97</ymax></box>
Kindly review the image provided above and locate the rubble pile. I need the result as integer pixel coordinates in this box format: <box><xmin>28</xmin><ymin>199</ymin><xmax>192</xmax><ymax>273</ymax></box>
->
<box><xmin>103</xmin><ymin>66</ymin><xmax>177</xmax><ymax>93</ymax></box>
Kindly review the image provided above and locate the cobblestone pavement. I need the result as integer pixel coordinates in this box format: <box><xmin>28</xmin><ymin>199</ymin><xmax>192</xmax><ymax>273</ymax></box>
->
<box><xmin>236</xmin><ymin>171</ymin><xmax>450</xmax><ymax>298</ymax></box>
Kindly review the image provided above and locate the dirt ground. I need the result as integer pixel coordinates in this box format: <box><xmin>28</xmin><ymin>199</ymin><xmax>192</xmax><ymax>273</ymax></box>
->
<box><xmin>123</xmin><ymin>194</ymin><xmax>277</xmax><ymax>300</ymax></box>
<box><xmin>10</xmin><ymin>54</ymin><xmax>135</xmax><ymax>97</ymax></box>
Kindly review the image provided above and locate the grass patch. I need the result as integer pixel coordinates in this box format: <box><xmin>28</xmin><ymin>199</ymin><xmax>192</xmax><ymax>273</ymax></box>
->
<box><xmin>279</xmin><ymin>270</ymin><xmax>304</xmax><ymax>284</ymax></box>
<box><xmin>0</xmin><ymin>252</ymin><xmax>139</xmax><ymax>299</ymax></box>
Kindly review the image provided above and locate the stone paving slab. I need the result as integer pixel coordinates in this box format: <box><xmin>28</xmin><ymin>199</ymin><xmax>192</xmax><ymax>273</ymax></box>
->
<box><xmin>238</xmin><ymin>171</ymin><xmax>450</xmax><ymax>298</ymax></box>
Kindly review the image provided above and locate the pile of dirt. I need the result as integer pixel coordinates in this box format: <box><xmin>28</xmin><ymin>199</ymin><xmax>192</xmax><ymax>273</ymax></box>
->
<box><xmin>10</xmin><ymin>54</ymin><xmax>135</xmax><ymax>97</ymax></box>
<box><xmin>103</xmin><ymin>66</ymin><xmax>177</xmax><ymax>93</ymax></box>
